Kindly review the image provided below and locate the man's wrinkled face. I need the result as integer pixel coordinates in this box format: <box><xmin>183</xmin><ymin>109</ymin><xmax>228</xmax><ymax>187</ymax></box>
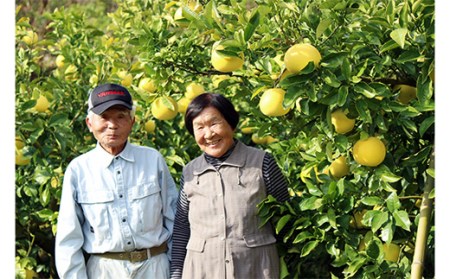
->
<box><xmin>86</xmin><ymin>106</ymin><xmax>134</xmax><ymax>155</ymax></box>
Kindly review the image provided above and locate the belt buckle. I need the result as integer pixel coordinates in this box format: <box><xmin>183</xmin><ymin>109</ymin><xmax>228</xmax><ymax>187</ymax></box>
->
<box><xmin>130</xmin><ymin>250</ymin><xmax>146</xmax><ymax>262</ymax></box>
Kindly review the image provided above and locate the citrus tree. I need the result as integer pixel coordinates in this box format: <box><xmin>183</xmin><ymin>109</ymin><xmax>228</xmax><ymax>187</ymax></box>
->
<box><xmin>16</xmin><ymin>0</ymin><xmax>434</xmax><ymax>278</ymax></box>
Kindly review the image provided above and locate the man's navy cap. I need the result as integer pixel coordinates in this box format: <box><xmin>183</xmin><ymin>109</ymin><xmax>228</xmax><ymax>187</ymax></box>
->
<box><xmin>88</xmin><ymin>83</ymin><xmax>133</xmax><ymax>114</ymax></box>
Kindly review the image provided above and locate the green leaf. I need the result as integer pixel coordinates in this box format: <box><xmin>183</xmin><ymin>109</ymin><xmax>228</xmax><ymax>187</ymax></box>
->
<box><xmin>299</xmin><ymin>196</ymin><xmax>323</xmax><ymax>210</ymax></box>
<box><xmin>337</xmin><ymin>86</ymin><xmax>348</xmax><ymax>107</ymax></box>
<box><xmin>279</xmin><ymin>256</ymin><xmax>290</xmax><ymax>279</ymax></box>
<box><xmin>40</xmin><ymin>186</ymin><xmax>51</xmax><ymax>207</ymax></box>
<box><xmin>355</xmin><ymin>99</ymin><xmax>372</xmax><ymax>123</ymax></box>
<box><xmin>426</xmin><ymin>168</ymin><xmax>435</xmax><ymax>179</ymax></box>
<box><xmin>417</xmin><ymin>74</ymin><xmax>433</xmax><ymax>103</ymax></box>
<box><xmin>396</xmin><ymin>49</ymin><xmax>422</xmax><ymax>63</ymax></box>
<box><xmin>386</xmin><ymin>192</ymin><xmax>401</xmax><ymax>212</ymax></box>
<box><xmin>293</xmin><ymin>231</ymin><xmax>314</xmax><ymax>244</ymax></box>
<box><xmin>390</xmin><ymin>28</ymin><xmax>408</xmax><ymax>48</ymax></box>
<box><xmin>354</xmin><ymin>82</ymin><xmax>377</xmax><ymax>98</ymax></box>
<box><xmin>369</xmin><ymin>211</ymin><xmax>389</xmax><ymax>232</ymax></box>
<box><xmin>34</xmin><ymin>168</ymin><xmax>51</xmax><ymax>185</ymax></box>
<box><xmin>276</xmin><ymin>214</ymin><xmax>292</xmax><ymax>234</ymax></box>
<box><xmin>419</xmin><ymin>116</ymin><xmax>434</xmax><ymax>137</ymax></box>
<box><xmin>325</xmin><ymin>208</ymin><xmax>336</xmax><ymax>229</ymax></box>
<box><xmin>380</xmin><ymin>39</ymin><xmax>400</xmax><ymax>53</ymax></box>
<box><xmin>393</xmin><ymin>210</ymin><xmax>411</xmax><ymax>231</ymax></box>
<box><xmin>35</xmin><ymin>208</ymin><xmax>54</xmax><ymax>220</ymax></box>
<box><xmin>380</xmin><ymin>222</ymin><xmax>394</xmax><ymax>243</ymax></box>
<box><xmin>341</xmin><ymin>58</ymin><xmax>352</xmax><ymax>80</ymax></box>
<box><xmin>244</xmin><ymin>10</ymin><xmax>260</xmax><ymax>41</ymax></box>
<box><xmin>300</xmin><ymin>240</ymin><xmax>319</xmax><ymax>257</ymax></box>
<box><xmin>399</xmin><ymin>0</ymin><xmax>409</xmax><ymax>28</ymax></box>
<box><xmin>361</xmin><ymin>196</ymin><xmax>385</xmax><ymax>206</ymax></box>
<box><xmin>344</xmin><ymin>256</ymin><xmax>366</xmax><ymax>277</ymax></box>
<box><xmin>402</xmin><ymin>146</ymin><xmax>432</xmax><ymax>165</ymax></box>
<box><xmin>316</xmin><ymin>18</ymin><xmax>331</xmax><ymax>38</ymax></box>
<box><xmin>380</xmin><ymin>173</ymin><xmax>402</xmax><ymax>183</ymax></box>
<box><xmin>366</xmin><ymin>241</ymin><xmax>382</xmax><ymax>260</ymax></box>
<box><xmin>323</xmin><ymin>70</ymin><xmax>341</xmax><ymax>88</ymax></box>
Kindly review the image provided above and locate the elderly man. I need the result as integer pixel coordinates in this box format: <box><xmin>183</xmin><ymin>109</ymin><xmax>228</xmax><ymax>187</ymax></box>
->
<box><xmin>55</xmin><ymin>83</ymin><xmax>178</xmax><ymax>278</ymax></box>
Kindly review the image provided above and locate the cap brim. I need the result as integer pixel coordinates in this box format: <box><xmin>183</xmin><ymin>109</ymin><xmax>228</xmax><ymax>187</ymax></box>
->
<box><xmin>90</xmin><ymin>100</ymin><xmax>132</xmax><ymax>115</ymax></box>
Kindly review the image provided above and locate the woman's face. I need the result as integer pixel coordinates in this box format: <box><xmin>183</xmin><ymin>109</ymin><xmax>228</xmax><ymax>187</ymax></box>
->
<box><xmin>192</xmin><ymin>106</ymin><xmax>235</xmax><ymax>158</ymax></box>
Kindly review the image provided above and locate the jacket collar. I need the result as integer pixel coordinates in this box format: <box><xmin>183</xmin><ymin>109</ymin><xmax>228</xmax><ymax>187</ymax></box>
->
<box><xmin>94</xmin><ymin>141</ymin><xmax>135</xmax><ymax>168</ymax></box>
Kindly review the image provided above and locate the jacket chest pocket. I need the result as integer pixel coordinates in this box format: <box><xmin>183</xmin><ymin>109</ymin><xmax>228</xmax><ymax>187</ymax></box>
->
<box><xmin>78</xmin><ymin>191</ymin><xmax>114</xmax><ymax>240</ymax></box>
<box><xmin>129</xmin><ymin>182</ymin><xmax>162</xmax><ymax>232</ymax></box>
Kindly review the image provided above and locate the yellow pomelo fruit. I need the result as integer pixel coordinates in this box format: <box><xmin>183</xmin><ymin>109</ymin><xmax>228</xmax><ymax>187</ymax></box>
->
<box><xmin>329</xmin><ymin>156</ymin><xmax>349</xmax><ymax>178</ymax></box>
<box><xmin>331</xmin><ymin>109</ymin><xmax>355</xmax><ymax>134</ymax></box>
<box><xmin>16</xmin><ymin>148</ymin><xmax>31</xmax><ymax>166</ymax></box>
<box><xmin>118</xmin><ymin>71</ymin><xmax>133</xmax><ymax>87</ymax></box>
<box><xmin>34</xmin><ymin>95</ymin><xmax>50</xmax><ymax>112</ymax></box>
<box><xmin>251</xmin><ymin>134</ymin><xmax>268</xmax><ymax>145</ymax></box>
<box><xmin>284</xmin><ymin>43</ymin><xmax>321</xmax><ymax>73</ymax></box>
<box><xmin>16</xmin><ymin>137</ymin><xmax>25</xmax><ymax>149</ymax></box>
<box><xmin>241</xmin><ymin>127</ymin><xmax>256</xmax><ymax>134</ymax></box>
<box><xmin>185</xmin><ymin>82</ymin><xmax>205</xmax><ymax>99</ymax></box>
<box><xmin>259</xmin><ymin>88</ymin><xmax>290</xmax><ymax>117</ymax></box>
<box><xmin>383</xmin><ymin>243</ymin><xmax>400</xmax><ymax>262</ymax></box>
<box><xmin>212</xmin><ymin>75</ymin><xmax>230</xmax><ymax>87</ymax></box>
<box><xmin>266</xmin><ymin>136</ymin><xmax>278</xmax><ymax>144</ymax></box>
<box><xmin>177</xmin><ymin>97</ymin><xmax>191</xmax><ymax>114</ymax></box>
<box><xmin>358</xmin><ymin>239</ymin><xmax>366</xmax><ymax>251</ymax></box>
<box><xmin>22</xmin><ymin>31</ymin><xmax>38</xmax><ymax>45</ymax></box>
<box><xmin>51</xmin><ymin>177</ymin><xmax>60</xmax><ymax>188</ymax></box>
<box><xmin>393</xmin><ymin>84</ymin><xmax>417</xmax><ymax>104</ymax></box>
<box><xmin>25</xmin><ymin>269</ymin><xmax>38</xmax><ymax>279</ymax></box>
<box><xmin>89</xmin><ymin>74</ymin><xmax>99</xmax><ymax>85</ymax></box>
<box><xmin>139</xmin><ymin>78</ymin><xmax>156</xmax><ymax>93</ymax></box>
<box><xmin>151</xmin><ymin>96</ymin><xmax>178</xmax><ymax>120</ymax></box>
<box><xmin>211</xmin><ymin>43</ymin><xmax>244</xmax><ymax>73</ymax></box>
<box><xmin>144</xmin><ymin>119</ymin><xmax>156</xmax><ymax>133</ymax></box>
<box><xmin>353</xmin><ymin>137</ymin><xmax>386</xmax><ymax>167</ymax></box>
<box><xmin>55</xmin><ymin>55</ymin><xmax>65</xmax><ymax>68</ymax></box>
<box><xmin>354</xmin><ymin>209</ymin><xmax>368</xmax><ymax>228</ymax></box>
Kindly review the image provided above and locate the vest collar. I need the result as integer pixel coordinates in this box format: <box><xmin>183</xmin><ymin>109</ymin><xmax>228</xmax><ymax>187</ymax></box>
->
<box><xmin>193</xmin><ymin>141</ymin><xmax>246</xmax><ymax>175</ymax></box>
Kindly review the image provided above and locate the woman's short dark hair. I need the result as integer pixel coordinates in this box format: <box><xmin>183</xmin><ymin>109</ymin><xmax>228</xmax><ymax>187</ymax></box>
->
<box><xmin>185</xmin><ymin>92</ymin><xmax>240</xmax><ymax>135</ymax></box>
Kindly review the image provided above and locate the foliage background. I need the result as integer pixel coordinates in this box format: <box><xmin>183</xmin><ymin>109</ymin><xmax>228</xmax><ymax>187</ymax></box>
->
<box><xmin>12</xmin><ymin>0</ymin><xmax>440</xmax><ymax>278</ymax></box>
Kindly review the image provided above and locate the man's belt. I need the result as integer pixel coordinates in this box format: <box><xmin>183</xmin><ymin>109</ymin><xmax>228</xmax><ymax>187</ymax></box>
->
<box><xmin>92</xmin><ymin>241</ymin><xmax>167</xmax><ymax>262</ymax></box>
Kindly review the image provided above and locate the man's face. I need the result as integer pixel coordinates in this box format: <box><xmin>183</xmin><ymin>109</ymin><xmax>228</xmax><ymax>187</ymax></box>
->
<box><xmin>86</xmin><ymin>106</ymin><xmax>134</xmax><ymax>155</ymax></box>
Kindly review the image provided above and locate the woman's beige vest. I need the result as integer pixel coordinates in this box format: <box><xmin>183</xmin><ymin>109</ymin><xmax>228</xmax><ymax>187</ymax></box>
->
<box><xmin>182</xmin><ymin>141</ymin><xmax>279</xmax><ymax>279</ymax></box>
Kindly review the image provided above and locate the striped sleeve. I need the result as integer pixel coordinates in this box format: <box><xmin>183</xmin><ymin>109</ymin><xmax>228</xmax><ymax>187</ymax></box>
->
<box><xmin>262</xmin><ymin>153</ymin><xmax>290</xmax><ymax>202</ymax></box>
<box><xmin>169</xmin><ymin>174</ymin><xmax>190</xmax><ymax>279</ymax></box>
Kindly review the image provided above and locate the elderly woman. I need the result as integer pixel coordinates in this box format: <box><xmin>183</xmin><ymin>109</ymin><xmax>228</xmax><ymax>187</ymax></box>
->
<box><xmin>170</xmin><ymin>93</ymin><xmax>290</xmax><ymax>279</ymax></box>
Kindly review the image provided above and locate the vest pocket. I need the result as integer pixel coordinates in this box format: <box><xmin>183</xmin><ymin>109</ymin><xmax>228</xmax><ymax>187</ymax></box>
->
<box><xmin>186</xmin><ymin>236</ymin><xmax>206</xmax><ymax>252</ymax></box>
<box><xmin>243</xmin><ymin>233</ymin><xmax>276</xmax><ymax>247</ymax></box>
